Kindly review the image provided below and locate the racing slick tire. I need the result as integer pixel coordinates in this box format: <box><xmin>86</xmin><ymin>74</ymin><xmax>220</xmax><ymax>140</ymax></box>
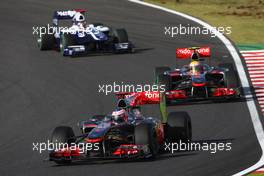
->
<box><xmin>51</xmin><ymin>126</ymin><xmax>75</xmax><ymax>164</ymax></box>
<box><xmin>51</xmin><ymin>126</ymin><xmax>75</xmax><ymax>145</ymax></box>
<box><xmin>111</xmin><ymin>28</ymin><xmax>135</xmax><ymax>53</ymax></box>
<box><xmin>60</xmin><ymin>33</ymin><xmax>76</xmax><ymax>56</ymax></box>
<box><xmin>113</xmin><ymin>28</ymin><xmax>129</xmax><ymax>43</ymax></box>
<box><xmin>165</xmin><ymin>112</ymin><xmax>192</xmax><ymax>142</ymax></box>
<box><xmin>37</xmin><ymin>32</ymin><xmax>55</xmax><ymax>50</ymax></box>
<box><xmin>134</xmin><ymin>123</ymin><xmax>158</xmax><ymax>158</ymax></box>
<box><xmin>218</xmin><ymin>63</ymin><xmax>239</xmax><ymax>88</ymax></box>
<box><xmin>155</xmin><ymin>66</ymin><xmax>171</xmax><ymax>89</ymax></box>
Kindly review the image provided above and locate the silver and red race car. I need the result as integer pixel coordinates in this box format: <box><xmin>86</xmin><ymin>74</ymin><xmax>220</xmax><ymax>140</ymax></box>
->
<box><xmin>154</xmin><ymin>46</ymin><xmax>241</xmax><ymax>104</ymax></box>
<box><xmin>49</xmin><ymin>96</ymin><xmax>192</xmax><ymax>164</ymax></box>
<box><xmin>114</xmin><ymin>47</ymin><xmax>241</xmax><ymax>106</ymax></box>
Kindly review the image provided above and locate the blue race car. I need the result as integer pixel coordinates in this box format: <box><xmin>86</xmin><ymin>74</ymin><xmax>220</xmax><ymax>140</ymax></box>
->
<box><xmin>37</xmin><ymin>9</ymin><xmax>134</xmax><ymax>56</ymax></box>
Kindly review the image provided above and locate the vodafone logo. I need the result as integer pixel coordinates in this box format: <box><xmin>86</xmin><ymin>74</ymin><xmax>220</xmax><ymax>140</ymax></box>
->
<box><xmin>178</xmin><ymin>48</ymin><xmax>191</xmax><ymax>55</ymax></box>
<box><xmin>198</xmin><ymin>47</ymin><xmax>209</xmax><ymax>53</ymax></box>
<box><xmin>176</xmin><ymin>47</ymin><xmax>210</xmax><ymax>58</ymax></box>
<box><xmin>197</xmin><ymin>47</ymin><xmax>210</xmax><ymax>56</ymax></box>
<box><xmin>176</xmin><ymin>48</ymin><xmax>192</xmax><ymax>58</ymax></box>
<box><xmin>145</xmin><ymin>92</ymin><xmax>159</xmax><ymax>99</ymax></box>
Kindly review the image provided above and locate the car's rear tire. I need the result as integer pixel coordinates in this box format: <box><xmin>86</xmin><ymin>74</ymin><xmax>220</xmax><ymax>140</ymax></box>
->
<box><xmin>37</xmin><ymin>32</ymin><xmax>55</xmax><ymax>50</ymax></box>
<box><xmin>165</xmin><ymin>112</ymin><xmax>192</xmax><ymax>142</ymax></box>
<box><xmin>51</xmin><ymin>126</ymin><xmax>75</xmax><ymax>164</ymax></box>
<box><xmin>218</xmin><ymin>63</ymin><xmax>239</xmax><ymax>88</ymax></box>
<box><xmin>113</xmin><ymin>28</ymin><xmax>129</xmax><ymax>43</ymax></box>
<box><xmin>60</xmin><ymin>33</ymin><xmax>76</xmax><ymax>56</ymax></box>
<box><xmin>155</xmin><ymin>67</ymin><xmax>171</xmax><ymax>91</ymax></box>
<box><xmin>134</xmin><ymin>123</ymin><xmax>158</xmax><ymax>158</ymax></box>
<box><xmin>158</xmin><ymin>74</ymin><xmax>171</xmax><ymax>91</ymax></box>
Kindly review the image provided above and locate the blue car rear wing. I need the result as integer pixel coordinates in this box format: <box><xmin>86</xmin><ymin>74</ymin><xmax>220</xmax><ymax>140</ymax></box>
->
<box><xmin>52</xmin><ymin>9</ymin><xmax>86</xmax><ymax>26</ymax></box>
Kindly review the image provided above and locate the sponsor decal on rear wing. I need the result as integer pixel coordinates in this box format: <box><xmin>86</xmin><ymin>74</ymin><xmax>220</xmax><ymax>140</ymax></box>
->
<box><xmin>52</xmin><ymin>9</ymin><xmax>86</xmax><ymax>25</ymax></box>
<box><xmin>115</xmin><ymin>92</ymin><xmax>160</xmax><ymax>107</ymax></box>
<box><xmin>115</xmin><ymin>92</ymin><xmax>135</xmax><ymax>100</ymax></box>
<box><xmin>176</xmin><ymin>46</ymin><xmax>211</xmax><ymax>59</ymax></box>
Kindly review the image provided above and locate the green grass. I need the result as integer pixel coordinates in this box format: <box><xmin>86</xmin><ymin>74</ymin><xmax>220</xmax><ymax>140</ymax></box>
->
<box><xmin>145</xmin><ymin>0</ymin><xmax>264</xmax><ymax>44</ymax></box>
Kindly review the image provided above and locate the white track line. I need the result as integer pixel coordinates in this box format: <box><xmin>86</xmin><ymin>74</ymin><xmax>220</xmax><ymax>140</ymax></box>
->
<box><xmin>248</xmin><ymin>67</ymin><xmax>264</xmax><ymax>71</ymax></box>
<box><xmin>244</xmin><ymin>57</ymin><xmax>264</xmax><ymax>60</ymax></box>
<box><xmin>251</xmin><ymin>79</ymin><xmax>264</xmax><ymax>81</ymax></box>
<box><xmin>246</xmin><ymin>60</ymin><xmax>264</xmax><ymax>64</ymax></box>
<box><xmin>249</xmin><ymin>71</ymin><xmax>264</xmax><ymax>74</ymax></box>
<box><xmin>241</xmin><ymin>50</ymin><xmax>264</xmax><ymax>53</ymax></box>
<box><xmin>250</xmin><ymin>75</ymin><xmax>264</xmax><ymax>78</ymax></box>
<box><xmin>257</xmin><ymin>168</ymin><xmax>264</xmax><ymax>171</ymax></box>
<box><xmin>127</xmin><ymin>1</ymin><xmax>264</xmax><ymax>175</ymax></box>
<box><xmin>247</xmin><ymin>47</ymin><xmax>264</xmax><ymax>146</ymax></box>
<box><xmin>243</xmin><ymin>53</ymin><xmax>264</xmax><ymax>56</ymax></box>
<box><xmin>255</xmin><ymin>89</ymin><xmax>264</xmax><ymax>93</ymax></box>
<box><xmin>255</xmin><ymin>168</ymin><xmax>264</xmax><ymax>172</ymax></box>
<box><xmin>243</xmin><ymin>54</ymin><xmax>264</xmax><ymax>57</ymax></box>
<box><xmin>247</xmin><ymin>50</ymin><xmax>264</xmax><ymax>174</ymax></box>
<box><xmin>248</xmin><ymin>64</ymin><xmax>264</xmax><ymax>67</ymax></box>
<box><xmin>256</xmin><ymin>93</ymin><xmax>264</xmax><ymax>96</ymax></box>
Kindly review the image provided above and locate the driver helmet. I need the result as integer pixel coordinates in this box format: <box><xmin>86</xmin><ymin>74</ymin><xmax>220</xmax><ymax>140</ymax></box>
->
<box><xmin>72</xmin><ymin>12</ymin><xmax>86</xmax><ymax>27</ymax></box>
<box><xmin>111</xmin><ymin>109</ymin><xmax>128</xmax><ymax>124</ymax></box>
<box><xmin>189</xmin><ymin>61</ymin><xmax>203</xmax><ymax>74</ymax></box>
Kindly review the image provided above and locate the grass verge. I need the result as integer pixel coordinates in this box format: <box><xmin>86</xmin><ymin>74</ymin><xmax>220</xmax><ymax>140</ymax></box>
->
<box><xmin>145</xmin><ymin>0</ymin><xmax>264</xmax><ymax>44</ymax></box>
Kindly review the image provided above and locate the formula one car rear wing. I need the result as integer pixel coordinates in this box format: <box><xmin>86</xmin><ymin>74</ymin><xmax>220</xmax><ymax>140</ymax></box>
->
<box><xmin>52</xmin><ymin>9</ymin><xmax>86</xmax><ymax>25</ymax></box>
<box><xmin>115</xmin><ymin>87</ymin><xmax>239</xmax><ymax>107</ymax></box>
<box><xmin>176</xmin><ymin>46</ymin><xmax>211</xmax><ymax>60</ymax></box>
<box><xmin>115</xmin><ymin>92</ymin><xmax>168</xmax><ymax>123</ymax></box>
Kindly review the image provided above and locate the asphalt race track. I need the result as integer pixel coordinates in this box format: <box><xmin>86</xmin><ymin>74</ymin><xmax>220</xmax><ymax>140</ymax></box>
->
<box><xmin>0</xmin><ymin>0</ymin><xmax>262</xmax><ymax>175</ymax></box>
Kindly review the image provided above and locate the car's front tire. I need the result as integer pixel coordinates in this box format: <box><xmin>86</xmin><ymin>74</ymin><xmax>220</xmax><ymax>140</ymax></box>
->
<box><xmin>134</xmin><ymin>123</ymin><xmax>158</xmax><ymax>158</ymax></box>
<box><xmin>165</xmin><ymin>112</ymin><xmax>192</xmax><ymax>142</ymax></box>
<box><xmin>37</xmin><ymin>32</ymin><xmax>55</xmax><ymax>50</ymax></box>
<box><xmin>113</xmin><ymin>28</ymin><xmax>129</xmax><ymax>43</ymax></box>
<box><xmin>51</xmin><ymin>126</ymin><xmax>75</xmax><ymax>164</ymax></box>
<box><xmin>60</xmin><ymin>33</ymin><xmax>76</xmax><ymax>56</ymax></box>
<box><xmin>218</xmin><ymin>63</ymin><xmax>239</xmax><ymax>88</ymax></box>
